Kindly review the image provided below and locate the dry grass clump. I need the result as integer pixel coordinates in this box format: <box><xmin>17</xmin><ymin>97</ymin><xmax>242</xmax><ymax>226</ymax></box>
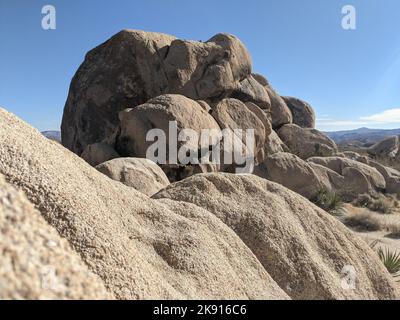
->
<box><xmin>386</xmin><ymin>223</ymin><xmax>400</xmax><ymax>239</ymax></box>
<box><xmin>343</xmin><ymin>211</ymin><xmax>383</xmax><ymax>231</ymax></box>
<box><xmin>342</xmin><ymin>205</ymin><xmax>400</xmax><ymax>233</ymax></box>
<box><xmin>352</xmin><ymin>193</ymin><xmax>397</xmax><ymax>214</ymax></box>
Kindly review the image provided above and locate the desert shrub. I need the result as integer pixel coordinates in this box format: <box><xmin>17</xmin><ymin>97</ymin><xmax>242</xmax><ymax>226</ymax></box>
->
<box><xmin>387</xmin><ymin>224</ymin><xmax>400</xmax><ymax>239</ymax></box>
<box><xmin>343</xmin><ymin>211</ymin><xmax>382</xmax><ymax>231</ymax></box>
<box><xmin>352</xmin><ymin>194</ymin><xmax>393</xmax><ymax>214</ymax></box>
<box><xmin>311</xmin><ymin>189</ymin><xmax>342</xmax><ymax>213</ymax></box>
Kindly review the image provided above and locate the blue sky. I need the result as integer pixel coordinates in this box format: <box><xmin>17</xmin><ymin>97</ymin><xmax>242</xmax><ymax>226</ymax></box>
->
<box><xmin>1</xmin><ymin>0</ymin><xmax>400</xmax><ymax>131</ymax></box>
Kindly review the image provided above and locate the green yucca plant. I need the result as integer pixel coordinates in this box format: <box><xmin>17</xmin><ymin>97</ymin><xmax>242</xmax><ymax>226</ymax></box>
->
<box><xmin>370</xmin><ymin>241</ymin><xmax>400</xmax><ymax>281</ymax></box>
<box><xmin>377</xmin><ymin>247</ymin><xmax>400</xmax><ymax>278</ymax></box>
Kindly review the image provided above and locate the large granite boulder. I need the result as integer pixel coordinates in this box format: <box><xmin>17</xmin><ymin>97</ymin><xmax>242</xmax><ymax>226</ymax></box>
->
<box><xmin>368</xmin><ymin>160</ymin><xmax>400</xmax><ymax>195</ymax></box>
<box><xmin>259</xmin><ymin>152</ymin><xmax>331</xmax><ymax>199</ymax></box>
<box><xmin>252</xmin><ymin>73</ymin><xmax>292</xmax><ymax>128</ymax></box>
<box><xmin>96</xmin><ymin>158</ymin><xmax>170</xmax><ymax>196</ymax></box>
<box><xmin>116</xmin><ymin>94</ymin><xmax>221</xmax><ymax>157</ymax></box>
<box><xmin>282</xmin><ymin>96</ymin><xmax>316</xmax><ymax>128</ymax></box>
<box><xmin>153</xmin><ymin>173</ymin><xmax>399</xmax><ymax>300</ymax></box>
<box><xmin>61</xmin><ymin>30</ymin><xmax>252</xmax><ymax>155</ymax></box>
<box><xmin>308</xmin><ymin>157</ymin><xmax>386</xmax><ymax>198</ymax></box>
<box><xmin>211</xmin><ymin>98</ymin><xmax>267</xmax><ymax>165</ymax></box>
<box><xmin>368</xmin><ymin>136</ymin><xmax>399</xmax><ymax>159</ymax></box>
<box><xmin>277</xmin><ymin>124</ymin><xmax>338</xmax><ymax>159</ymax></box>
<box><xmin>81</xmin><ymin>142</ymin><xmax>120</xmax><ymax>166</ymax></box>
<box><xmin>230</xmin><ymin>75</ymin><xmax>271</xmax><ymax>110</ymax></box>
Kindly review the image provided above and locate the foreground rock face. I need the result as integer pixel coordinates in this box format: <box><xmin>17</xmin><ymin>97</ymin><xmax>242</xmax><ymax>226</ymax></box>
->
<box><xmin>278</xmin><ymin>124</ymin><xmax>338</xmax><ymax>159</ymax></box>
<box><xmin>3</xmin><ymin>108</ymin><xmax>399</xmax><ymax>299</ymax></box>
<box><xmin>308</xmin><ymin>157</ymin><xmax>386</xmax><ymax>198</ymax></box>
<box><xmin>154</xmin><ymin>173</ymin><xmax>399</xmax><ymax>299</ymax></box>
<box><xmin>96</xmin><ymin>158</ymin><xmax>170</xmax><ymax>196</ymax></box>
<box><xmin>1</xmin><ymin>108</ymin><xmax>288</xmax><ymax>300</ymax></box>
<box><xmin>282</xmin><ymin>96</ymin><xmax>315</xmax><ymax>128</ymax></box>
<box><xmin>0</xmin><ymin>175</ymin><xmax>112</xmax><ymax>300</ymax></box>
<box><xmin>61</xmin><ymin>30</ymin><xmax>253</xmax><ymax>155</ymax></box>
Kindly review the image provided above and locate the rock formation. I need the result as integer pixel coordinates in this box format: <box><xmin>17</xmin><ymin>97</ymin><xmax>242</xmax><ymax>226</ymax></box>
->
<box><xmin>368</xmin><ymin>136</ymin><xmax>400</xmax><ymax>162</ymax></box>
<box><xmin>96</xmin><ymin>157</ymin><xmax>170</xmax><ymax>196</ymax></box>
<box><xmin>282</xmin><ymin>96</ymin><xmax>316</xmax><ymax>128</ymax></box>
<box><xmin>2</xmin><ymin>29</ymin><xmax>400</xmax><ymax>300</ymax></box>
<box><xmin>308</xmin><ymin>157</ymin><xmax>386</xmax><ymax>199</ymax></box>
<box><xmin>2</xmin><ymin>108</ymin><xmax>400</xmax><ymax>299</ymax></box>
<box><xmin>153</xmin><ymin>173</ymin><xmax>399</xmax><ymax>299</ymax></box>
<box><xmin>258</xmin><ymin>152</ymin><xmax>330</xmax><ymax>199</ymax></box>
<box><xmin>278</xmin><ymin>124</ymin><xmax>338</xmax><ymax>159</ymax></box>
<box><xmin>0</xmin><ymin>108</ymin><xmax>288</xmax><ymax>300</ymax></box>
<box><xmin>0</xmin><ymin>175</ymin><xmax>112</xmax><ymax>300</ymax></box>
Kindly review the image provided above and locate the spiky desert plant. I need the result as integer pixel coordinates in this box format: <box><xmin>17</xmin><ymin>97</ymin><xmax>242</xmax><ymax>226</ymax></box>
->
<box><xmin>377</xmin><ymin>247</ymin><xmax>400</xmax><ymax>278</ymax></box>
<box><xmin>369</xmin><ymin>241</ymin><xmax>400</xmax><ymax>280</ymax></box>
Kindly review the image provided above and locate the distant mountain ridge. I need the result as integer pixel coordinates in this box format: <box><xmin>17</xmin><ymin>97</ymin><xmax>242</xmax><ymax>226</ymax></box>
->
<box><xmin>41</xmin><ymin>130</ymin><xmax>61</xmax><ymax>143</ymax></box>
<box><xmin>324</xmin><ymin>127</ymin><xmax>400</xmax><ymax>146</ymax></box>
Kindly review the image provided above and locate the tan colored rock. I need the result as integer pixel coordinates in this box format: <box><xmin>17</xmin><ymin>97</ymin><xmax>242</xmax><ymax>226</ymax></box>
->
<box><xmin>265</xmin><ymin>130</ymin><xmax>287</xmax><ymax>155</ymax></box>
<box><xmin>230</xmin><ymin>75</ymin><xmax>271</xmax><ymax>110</ymax></box>
<box><xmin>211</xmin><ymin>98</ymin><xmax>266</xmax><ymax>165</ymax></box>
<box><xmin>160</xmin><ymin>163</ymin><xmax>219</xmax><ymax>183</ymax></box>
<box><xmin>116</xmin><ymin>94</ymin><xmax>221</xmax><ymax>159</ymax></box>
<box><xmin>252</xmin><ymin>74</ymin><xmax>292</xmax><ymax>128</ymax></box>
<box><xmin>153</xmin><ymin>173</ymin><xmax>399</xmax><ymax>300</ymax></box>
<box><xmin>245</xmin><ymin>102</ymin><xmax>272</xmax><ymax>137</ymax></box>
<box><xmin>259</xmin><ymin>152</ymin><xmax>329</xmax><ymax>199</ymax></box>
<box><xmin>81</xmin><ymin>142</ymin><xmax>120</xmax><ymax>166</ymax></box>
<box><xmin>368</xmin><ymin>136</ymin><xmax>399</xmax><ymax>159</ymax></box>
<box><xmin>0</xmin><ymin>108</ymin><xmax>288</xmax><ymax>300</ymax></box>
<box><xmin>197</xmin><ymin>100</ymin><xmax>212</xmax><ymax>113</ymax></box>
<box><xmin>307</xmin><ymin>162</ymin><xmax>345</xmax><ymax>192</ymax></box>
<box><xmin>277</xmin><ymin>124</ymin><xmax>338</xmax><ymax>159</ymax></box>
<box><xmin>96</xmin><ymin>158</ymin><xmax>170</xmax><ymax>196</ymax></box>
<box><xmin>0</xmin><ymin>175</ymin><xmax>112</xmax><ymax>300</ymax></box>
<box><xmin>342</xmin><ymin>166</ymin><xmax>371</xmax><ymax>196</ymax></box>
<box><xmin>62</xmin><ymin>30</ymin><xmax>177</xmax><ymax>155</ymax></box>
<box><xmin>252</xmin><ymin>73</ymin><xmax>270</xmax><ymax>87</ymax></box>
<box><xmin>308</xmin><ymin>157</ymin><xmax>386</xmax><ymax>198</ymax></box>
<box><xmin>62</xmin><ymin>31</ymin><xmax>253</xmax><ymax>155</ymax></box>
<box><xmin>368</xmin><ymin>160</ymin><xmax>400</xmax><ymax>195</ymax></box>
<box><xmin>266</xmin><ymin>86</ymin><xmax>293</xmax><ymax>128</ymax></box>
<box><xmin>282</xmin><ymin>96</ymin><xmax>316</xmax><ymax>128</ymax></box>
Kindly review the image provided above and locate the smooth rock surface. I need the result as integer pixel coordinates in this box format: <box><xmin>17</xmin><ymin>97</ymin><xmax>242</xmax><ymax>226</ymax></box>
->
<box><xmin>96</xmin><ymin>158</ymin><xmax>170</xmax><ymax>196</ymax></box>
<box><xmin>154</xmin><ymin>173</ymin><xmax>399</xmax><ymax>300</ymax></box>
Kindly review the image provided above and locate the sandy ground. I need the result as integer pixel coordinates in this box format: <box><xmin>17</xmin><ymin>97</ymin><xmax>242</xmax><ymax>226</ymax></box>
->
<box><xmin>340</xmin><ymin>203</ymin><xmax>400</xmax><ymax>289</ymax></box>
<box><xmin>342</xmin><ymin>203</ymin><xmax>400</xmax><ymax>250</ymax></box>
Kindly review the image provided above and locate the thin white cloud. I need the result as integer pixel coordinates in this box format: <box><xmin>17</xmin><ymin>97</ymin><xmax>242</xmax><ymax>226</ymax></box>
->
<box><xmin>316</xmin><ymin>108</ymin><xmax>400</xmax><ymax>131</ymax></box>
<box><xmin>360</xmin><ymin>108</ymin><xmax>400</xmax><ymax>123</ymax></box>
